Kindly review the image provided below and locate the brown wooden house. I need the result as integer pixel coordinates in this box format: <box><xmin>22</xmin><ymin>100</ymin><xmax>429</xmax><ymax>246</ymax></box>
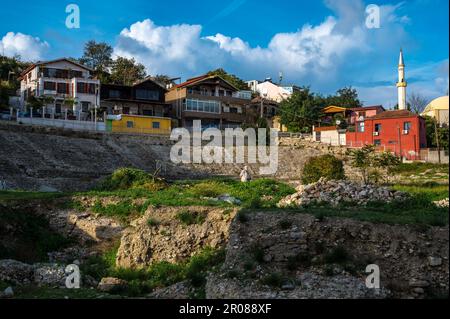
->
<box><xmin>101</xmin><ymin>77</ymin><xmax>171</xmax><ymax>117</ymax></box>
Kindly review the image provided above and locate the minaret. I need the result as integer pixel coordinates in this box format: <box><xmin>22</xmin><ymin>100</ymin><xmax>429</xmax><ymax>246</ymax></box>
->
<box><xmin>396</xmin><ymin>49</ymin><xmax>407</xmax><ymax>110</ymax></box>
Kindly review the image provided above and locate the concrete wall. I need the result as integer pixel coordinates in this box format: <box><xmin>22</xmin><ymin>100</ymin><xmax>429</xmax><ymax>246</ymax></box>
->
<box><xmin>420</xmin><ymin>149</ymin><xmax>450</xmax><ymax>164</ymax></box>
<box><xmin>0</xmin><ymin>121</ymin><xmax>336</xmax><ymax>191</ymax></box>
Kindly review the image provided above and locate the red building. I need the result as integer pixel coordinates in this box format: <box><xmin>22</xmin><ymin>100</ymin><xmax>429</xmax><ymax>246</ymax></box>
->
<box><xmin>346</xmin><ymin>110</ymin><xmax>427</xmax><ymax>160</ymax></box>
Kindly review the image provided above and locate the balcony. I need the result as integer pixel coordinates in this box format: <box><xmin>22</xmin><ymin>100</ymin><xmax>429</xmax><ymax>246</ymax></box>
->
<box><xmin>187</xmin><ymin>90</ymin><xmax>252</xmax><ymax>102</ymax></box>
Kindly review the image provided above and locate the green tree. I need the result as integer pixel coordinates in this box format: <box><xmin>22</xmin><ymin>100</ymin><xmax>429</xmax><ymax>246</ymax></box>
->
<box><xmin>0</xmin><ymin>55</ymin><xmax>31</xmax><ymax>91</ymax></box>
<box><xmin>152</xmin><ymin>74</ymin><xmax>173</xmax><ymax>86</ymax></box>
<box><xmin>424</xmin><ymin>116</ymin><xmax>449</xmax><ymax>151</ymax></box>
<box><xmin>279</xmin><ymin>87</ymin><xmax>325</xmax><ymax>133</ymax></box>
<box><xmin>207</xmin><ymin>68</ymin><xmax>248</xmax><ymax>90</ymax></box>
<box><xmin>347</xmin><ymin>145</ymin><xmax>400</xmax><ymax>184</ymax></box>
<box><xmin>326</xmin><ymin>87</ymin><xmax>362</xmax><ymax>108</ymax></box>
<box><xmin>302</xmin><ymin>155</ymin><xmax>346</xmax><ymax>184</ymax></box>
<box><xmin>110</xmin><ymin>57</ymin><xmax>146</xmax><ymax>86</ymax></box>
<box><xmin>79</xmin><ymin>41</ymin><xmax>113</xmax><ymax>81</ymax></box>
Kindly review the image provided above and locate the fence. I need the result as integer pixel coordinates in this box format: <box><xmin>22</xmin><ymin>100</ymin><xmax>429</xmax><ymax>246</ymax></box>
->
<box><xmin>17</xmin><ymin>117</ymin><xmax>106</xmax><ymax>132</ymax></box>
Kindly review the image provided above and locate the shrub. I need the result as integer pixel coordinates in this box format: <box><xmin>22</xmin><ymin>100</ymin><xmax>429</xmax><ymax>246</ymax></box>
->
<box><xmin>98</xmin><ymin>168</ymin><xmax>166</xmax><ymax>191</ymax></box>
<box><xmin>176</xmin><ymin>210</ymin><xmax>206</xmax><ymax>226</ymax></box>
<box><xmin>147</xmin><ymin>218</ymin><xmax>159</xmax><ymax>227</ymax></box>
<box><xmin>249</xmin><ymin>244</ymin><xmax>265</xmax><ymax>264</ymax></box>
<box><xmin>189</xmin><ymin>181</ymin><xmax>229</xmax><ymax>198</ymax></box>
<box><xmin>302</xmin><ymin>155</ymin><xmax>345</xmax><ymax>184</ymax></box>
<box><xmin>324</xmin><ymin>246</ymin><xmax>350</xmax><ymax>264</ymax></box>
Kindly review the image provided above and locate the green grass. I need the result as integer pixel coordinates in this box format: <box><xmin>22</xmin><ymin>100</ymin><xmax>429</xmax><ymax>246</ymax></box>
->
<box><xmin>80</xmin><ymin>178</ymin><xmax>295</xmax><ymax>209</ymax></box>
<box><xmin>390</xmin><ymin>162</ymin><xmax>449</xmax><ymax>176</ymax></box>
<box><xmin>0</xmin><ymin>191</ymin><xmax>65</xmax><ymax>202</ymax></box>
<box><xmin>80</xmin><ymin>246</ymin><xmax>225</xmax><ymax>298</ymax></box>
<box><xmin>91</xmin><ymin>200</ymin><xmax>145</xmax><ymax>223</ymax></box>
<box><xmin>0</xmin><ymin>206</ymin><xmax>73</xmax><ymax>262</ymax></box>
<box><xmin>392</xmin><ymin>183</ymin><xmax>449</xmax><ymax>202</ymax></box>
<box><xmin>175</xmin><ymin>210</ymin><xmax>206</xmax><ymax>226</ymax></box>
<box><xmin>284</xmin><ymin>199</ymin><xmax>448</xmax><ymax>227</ymax></box>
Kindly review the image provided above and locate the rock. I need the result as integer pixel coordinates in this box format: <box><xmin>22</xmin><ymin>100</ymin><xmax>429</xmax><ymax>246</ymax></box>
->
<box><xmin>434</xmin><ymin>198</ymin><xmax>449</xmax><ymax>208</ymax></box>
<box><xmin>413</xmin><ymin>288</ymin><xmax>425</xmax><ymax>294</ymax></box>
<box><xmin>33</xmin><ymin>264</ymin><xmax>67</xmax><ymax>287</ymax></box>
<box><xmin>278</xmin><ymin>179</ymin><xmax>409</xmax><ymax>208</ymax></box>
<box><xmin>0</xmin><ymin>259</ymin><xmax>34</xmax><ymax>285</ymax></box>
<box><xmin>148</xmin><ymin>281</ymin><xmax>191</xmax><ymax>299</ymax></box>
<box><xmin>428</xmin><ymin>257</ymin><xmax>443</xmax><ymax>267</ymax></box>
<box><xmin>69</xmin><ymin>213</ymin><xmax>124</xmax><ymax>242</ymax></box>
<box><xmin>281</xmin><ymin>282</ymin><xmax>296</xmax><ymax>291</ymax></box>
<box><xmin>2</xmin><ymin>287</ymin><xmax>14</xmax><ymax>298</ymax></box>
<box><xmin>116</xmin><ymin>206</ymin><xmax>236</xmax><ymax>269</ymax></box>
<box><xmin>97</xmin><ymin>277</ymin><xmax>128</xmax><ymax>293</ymax></box>
<box><xmin>409</xmin><ymin>280</ymin><xmax>430</xmax><ymax>288</ymax></box>
<box><xmin>217</xmin><ymin>195</ymin><xmax>242</xmax><ymax>205</ymax></box>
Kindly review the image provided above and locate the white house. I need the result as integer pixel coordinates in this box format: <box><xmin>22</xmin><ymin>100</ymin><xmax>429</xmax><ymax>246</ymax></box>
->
<box><xmin>246</xmin><ymin>79</ymin><xmax>300</xmax><ymax>103</ymax></box>
<box><xmin>18</xmin><ymin>58</ymin><xmax>100</xmax><ymax>117</ymax></box>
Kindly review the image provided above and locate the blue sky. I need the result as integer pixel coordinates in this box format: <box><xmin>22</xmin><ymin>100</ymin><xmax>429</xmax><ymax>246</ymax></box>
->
<box><xmin>1</xmin><ymin>0</ymin><xmax>448</xmax><ymax>107</ymax></box>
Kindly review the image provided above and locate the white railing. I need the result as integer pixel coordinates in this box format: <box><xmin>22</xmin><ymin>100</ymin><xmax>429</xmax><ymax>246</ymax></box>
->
<box><xmin>17</xmin><ymin>117</ymin><xmax>106</xmax><ymax>132</ymax></box>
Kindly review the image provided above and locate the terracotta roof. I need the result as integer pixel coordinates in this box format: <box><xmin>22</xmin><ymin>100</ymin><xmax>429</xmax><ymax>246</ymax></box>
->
<box><xmin>314</xmin><ymin>126</ymin><xmax>339</xmax><ymax>132</ymax></box>
<box><xmin>19</xmin><ymin>58</ymin><xmax>93</xmax><ymax>78</ymax></box>
<box><xmin>350</xmin><ymin>105</ymin><xmax>385</xmax><ymax>112</ymax></box>
<box><xmin>371</xmin><ymin>110</ymin><xmax>419</xmax><ymax>120</ymax></box>
<box><xmin>173</xmin><ymin>74</ymin><xmax>239</xmax><ymax>91</ymax></box>
<box><xmin>174</xmin><ymin>75</ymin><xmax>211</xmax><ymax>89</ymax></box>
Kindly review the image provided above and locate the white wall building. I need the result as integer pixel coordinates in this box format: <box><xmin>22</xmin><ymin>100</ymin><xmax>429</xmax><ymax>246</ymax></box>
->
<box><xmin>246</xmin><ymin>79</ymin><xmax>299</xmax><ymax>103</ymax></box>
<box><xmin>19</xmin><ymin>58</ymin><xmax>100</xmax><ymax>117</ymax></box>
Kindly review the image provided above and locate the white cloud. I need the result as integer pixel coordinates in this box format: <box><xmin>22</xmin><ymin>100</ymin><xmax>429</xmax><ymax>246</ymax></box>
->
<box><xmin>0</xmin><ymin>32</ymin><xmax>49</xmax><ymax>61</ymax></box>
<box><xmin>113</xmin><ymin>0</ymin><xmax>445</xmax><ymax>108</ymax></box>
<box><xmin>114</xmin><ymin>13</ymin><xmax>367</xmax><ymax>81</ymax></box>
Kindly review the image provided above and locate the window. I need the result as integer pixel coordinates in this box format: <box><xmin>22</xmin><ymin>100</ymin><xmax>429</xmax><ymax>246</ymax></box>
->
<box><xmin>57</xmin><ymin>83</ymin><xmax>68</xmax><ymax>94</ymax></box>
<box><xmin>357</xmin><ymin>122</ymin><xmax>365</xmax><ymax>133</ymax></box>
<box><xmin>127</xmin><ymin>121</ymin><xmax>134</xmax><ymax>128</ymax></box>
<box><xmin>136</xmin><ymin>89</ymin><xmax>159</xmax><ymax>101</ymax></box>
<box><xmin>143</xmin><ymin>109</ymin><xmax>154</xmax><ymax>116</ymax></box>
<box><xmin>374</xmin><ymin>123</ymin><xmax>382</xmax><ymax>132</ymax></box>
<box><xmin>77</xmin><ymin>82</ymin><xmax>87</xmax><ymax>94</ymax></box>
<box><xmin>89</xmin><ymin>84</ymin><xmax>96</xmax><ymax>94</ymax></box>
<box><xmin>109</xmin><ymin>90</ymin><xmax>121</xmax><ymax>98</ymax></box>
<box><xmin>44</xmin><ymin>81</ymin><xmax>56</xmax><ymax>91</ymax></box>
<box><xmin>374</xmin><ymin>139</ymin><xmax>381</xmax><ymax>146</ymax></box>
<box><xmin>152</xmin><ymin>122</ymin><xmax>160</xmax><ymax>129</ymax></box>
<box><xmin>404</xmin><ymin>122</ymin><xmax>412</xmax><ymax>131</ymax></box>
<box><xmin>81</xmin><ymin>102</ymin><xmax>90</xmax><ymax>112</ymax></box>
<box><xmin>123</xmin><ymin>107</ymin><xmax>130</xmax><ymax>114</ymax></box>
<box><xmin>184</xmin><ymin>99</ymin><xmax>220</xmax><ymax>114</ymax></box>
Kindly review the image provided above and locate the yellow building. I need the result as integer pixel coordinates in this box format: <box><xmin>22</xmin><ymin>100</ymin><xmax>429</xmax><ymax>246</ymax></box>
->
<box><xmin>421</xmin><ymin>96</ymin><xmax>449</xmax><ymax>126</ymax></box>
<box><xmin>271</xmin><ymin>116</ymin><xmax>288</xmax><ymax>132</ymax></box>
<box><xmin>106</xmin><ymin>114</ymin><xmax>172</xmax><ymax>135</ymax></box>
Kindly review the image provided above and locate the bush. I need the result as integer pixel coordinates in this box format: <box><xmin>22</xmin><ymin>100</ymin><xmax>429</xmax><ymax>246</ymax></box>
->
<box><xmin>98</xmin><ymin>168</ymin><xmax>166</xmax><ymax>191</ymax></box>
<box><xmin>176</xmin><ymin>210</ymin><xmax>206</xmax><ymax>226</ymax></box>
<box><xmin>302</xmin><ymin>155</ymin><xmax>345</xmax><ymax>184</ymax></box>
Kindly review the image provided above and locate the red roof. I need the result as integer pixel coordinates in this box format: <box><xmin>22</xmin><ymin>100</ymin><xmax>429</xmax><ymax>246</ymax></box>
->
<box><xmin>173</xmin><ymin>74</ymin><xmax>239</xmax><ymax>91</ymax></box>
<box><xmin>371</xmin><ymin>110</ymin><xmax>419</xmax><ymax>120</ymax></box>
<box><xmin>175</xmin><ymin>75</ymin><xmax>211</xmax><ymax>89</ymax></box>
<box><xmin>350</xmin><ymin>105</ymin><xmax>385</xmax><ymax>112</ymax></box>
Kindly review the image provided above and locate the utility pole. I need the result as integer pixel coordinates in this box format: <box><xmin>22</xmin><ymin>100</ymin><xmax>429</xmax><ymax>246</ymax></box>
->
<box><xmin>434</xmin><ymin>118</ymin><xmax>441</xmax><ymax>164</ymax></box>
